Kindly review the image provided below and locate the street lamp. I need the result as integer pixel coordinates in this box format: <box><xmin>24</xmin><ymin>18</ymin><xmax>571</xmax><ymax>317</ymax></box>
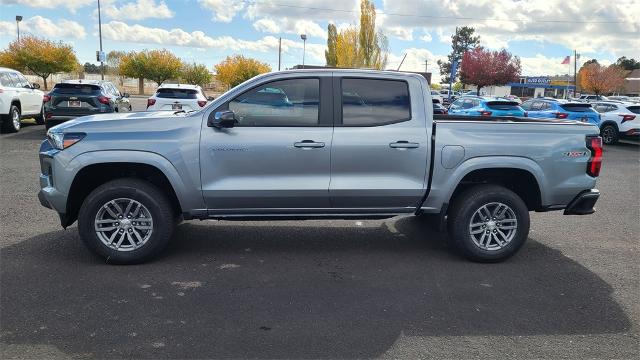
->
<box><xmin>97</xmin><ymin>0</ymin><xmax>104</xmax><ymax>80</ymax></box>
<box><xmin>15</xmin><ymin>16</ymin><xmax>22</xmax><ymax>43</ymax></box>
<box><xmin>300</xmin><ymin>34</ymin><xmax>307</xmax><ymax>67</ymax></box>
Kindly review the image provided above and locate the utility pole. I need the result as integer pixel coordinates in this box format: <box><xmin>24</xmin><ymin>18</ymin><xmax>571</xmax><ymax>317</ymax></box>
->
<box><xmin>278</xmin><ymin>37</ymin><xmax>282</xmax><ymax>71</ymax></box>
<box><xmin>574</xmin><ymin>49</ymin><xmax>579</xmax><ymax>95</ymax></box>
<box><xmin>425</xmin><ymin>60</ymin><xmax>428</xmax><ymax>73</ymax></box>
<box><xmin>15</xmin><ymin>16</ymin><xmax>22</xmax><ymax>43</ymax></box>
<box><xmin>300</xmin><ymin>34</ymin><xmax>307</xmax><ymax>67</ymax></box>
<box><xmin>98</xmin><ymin>0</ymin><xmax>104</xmax><ymax>80</ymax></box>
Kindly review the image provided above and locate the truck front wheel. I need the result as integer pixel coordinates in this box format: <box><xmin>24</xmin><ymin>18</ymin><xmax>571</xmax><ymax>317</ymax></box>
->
<box><xmin>447</xmin><ymin>184</ymin><xmax>530</xmax><ymax>262</ymax></box>
<box><xmin>77</xmin><ymin>178</ymin><xmax>175</xmax><ymax>264</ymax></box>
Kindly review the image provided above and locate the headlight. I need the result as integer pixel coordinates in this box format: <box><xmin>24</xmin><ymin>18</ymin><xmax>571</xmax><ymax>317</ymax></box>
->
<box><xmin>47</xmin><ymin>130</ymin><xmax>85</xmax><ymax>150</ymax></box>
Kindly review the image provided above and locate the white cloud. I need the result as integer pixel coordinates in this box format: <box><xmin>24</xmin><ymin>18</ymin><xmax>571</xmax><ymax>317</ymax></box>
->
<box><xmin>102</xmin><ymin>0</ymin><xmax>174</xmax><ymax>20</ymax></box>
<box><xmin>420</xmin><ymin>32</ymin><xmax>432</xmax><ymax>42</ymax></box>
<box><xmin>253</xmin><ymin>18</ymin><xmax>327</xmax><ymax>39</ymax></box>
<box><xmin>0</xmin><ymin>0</ymin><xmax>93</xmax><ymax>12</ymax></box>
<box><xmin>198</xmin><ymin>0</ymin><xmax>245</xmax><ymax>23</ymax></box>
<box><xmin>0</xmin><ymin>16</ymin><xmax>86</xmax><ymax>40</ymax></box>
<box><xmin>381</xmin><ymin>0</ymin><xmax>640</xmax><ymax>58</ymax></box>
<box><xmin>100</xmin><ymin>21</ymin><xmax>327</xmax><ymax>62</ymax></box>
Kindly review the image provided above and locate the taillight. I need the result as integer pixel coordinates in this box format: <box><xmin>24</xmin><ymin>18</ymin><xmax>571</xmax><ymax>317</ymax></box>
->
<box><xmin>555</xmin><ymin>112</ymin><xmax>569</xmax><ymax>119</ymax></box>
<box><xmin>98</xmin><ymin>96</ymin><xmax>110</xmax><ymax>105</ymax></box>
<box><xmin>43</xmin><ymin>94</ymin><xmax>51</xmax><ymax>103</ymax></box>
<box><xmin>147</xmin><ymin>98</ymin><xmax>156</xmax><ymax>108</ymax></box>
<box><xmin>586</xmin><ymin>136</ymin><xmax>603</xmax><ymax>177</ymax></box>
<box><xmin>479</xmin><ymin>110</ymin><xmax>492</xmax><ymax>116</ymax></box>
<box><xmin>620</xmin><ymin>114</ymin><xmax>636</xmax><ymax>123</ymax></box>
<box><xmin>197</xmin><ymin>100</ymin><xmax>207</xmax><ymax>107</ymax></box>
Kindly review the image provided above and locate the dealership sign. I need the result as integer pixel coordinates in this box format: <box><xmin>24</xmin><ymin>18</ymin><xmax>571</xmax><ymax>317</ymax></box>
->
<box><xmin>525</xmin><ymin>77</ymin><xmax>551</xmax><ymax>85</ymax></box>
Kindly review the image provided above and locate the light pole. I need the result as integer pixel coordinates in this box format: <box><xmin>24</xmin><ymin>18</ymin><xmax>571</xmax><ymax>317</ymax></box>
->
<box><xmin>97</xmin><ymin>0</ymin><xmax>104</xmax><ymax>80</ymax></box>
<box><xmin>300</xmin><ymin>34</ymin><xmax>307</xmax><ymax>67</ymax></box>
<box><xmin>15</xmin><ymin>16</ymin><xmax>22</xmax><ymax>43</ymax></box>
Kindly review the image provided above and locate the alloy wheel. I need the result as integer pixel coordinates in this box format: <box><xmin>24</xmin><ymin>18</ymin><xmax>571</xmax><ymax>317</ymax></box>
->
<box><xmin>468</xmin><ymin>202</ymin><xmax>518</xmax><ymax>251</ymax></box>
<box><xmin>94</xmin><ymin>198</ymin><xmax>154</xmax><ymax>251</ymax></box>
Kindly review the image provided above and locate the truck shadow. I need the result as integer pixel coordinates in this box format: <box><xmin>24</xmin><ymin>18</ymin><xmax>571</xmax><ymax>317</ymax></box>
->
<box><xmin>0</xmin><ymin>216</ymin><xmax>631</xmax><ymax>359</ymax></box>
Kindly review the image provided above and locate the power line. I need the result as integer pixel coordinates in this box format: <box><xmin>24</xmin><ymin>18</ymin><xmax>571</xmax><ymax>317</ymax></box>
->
<box><xmin>261</xmin><ymin>2</ymin><xmax>636</xmax><ymax>25</ymax></box>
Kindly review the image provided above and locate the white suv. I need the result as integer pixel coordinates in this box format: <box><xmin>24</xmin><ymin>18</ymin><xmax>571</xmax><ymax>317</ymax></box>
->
<box><xmin>593</xmin><ymin>101</ymin><xmax>639</xmax><ymax>144</ymax></box>
<box><xmin>0</xmin><ymin>67</ymin><xmax>45</xmax><ymax>133</ymax></box>
<box><xmin>146</xmin><ymin>84</ymin><xmax>211</xmax><ymax>111</ymax></box>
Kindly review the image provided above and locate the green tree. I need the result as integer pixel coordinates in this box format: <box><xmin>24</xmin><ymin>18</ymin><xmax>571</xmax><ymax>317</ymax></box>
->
<box><xmin>181</xmin><ymin>63</ymin><xmax>213</xmax><ymax>86</ymax></box>
<box><xmin>214</xmin><ymin>55</ymin><xmax>271</xmax><ymax>88</ymax></box>
<box><xmin>325</xmin><ymin>23</ymin><xmax>338</xmax><ymax>67</ymax></box>
<box><xmin>615</xmin><ymin>56</ymin><xmax>640</xmax><ymax>70</ymax></box>
<box><xmin>119</xmin><ymin>49</ymin><xmax>183</xmax><ymax>94</ymax></box>
<box><xmin>437</xmin><ymin>27</ymin><xmax>480</xmax><ymax>84</ymax></box>
<box><xmin>83</xmin><ymin>62</ymin><xmax>100</xmax><ymax>74</ymax></box>
<box><xmin>0</xmin><ymin>36</ymin><xmax>78</xmax><ymax>90</ymax></box>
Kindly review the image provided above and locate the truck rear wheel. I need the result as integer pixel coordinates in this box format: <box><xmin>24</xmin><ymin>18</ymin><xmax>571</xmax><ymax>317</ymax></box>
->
<box><xmin>447</xmin><ymin>184</ymin><xmax>530</xmax><ymax>262</ymax></box>
<box><xmin>77</xmin><ymin>178</ymin><xmax>175</xmax><ymax>264</ymax></box>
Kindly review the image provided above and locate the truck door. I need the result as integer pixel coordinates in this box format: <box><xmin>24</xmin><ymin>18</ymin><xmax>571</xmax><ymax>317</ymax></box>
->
<box><xmin>330</xmin><ymin>76</ymin><xmax>429</xmax><ymax>210</ymax></box>
<box><xmin>199</xmin><ymin>76</ymin><xmax>333</xmax><ymax>212</ymax></box>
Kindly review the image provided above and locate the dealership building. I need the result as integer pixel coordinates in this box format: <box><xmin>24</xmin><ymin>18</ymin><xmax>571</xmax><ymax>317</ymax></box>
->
<box><xmin>467</xmin><ymin>76</ymin><xmax>575</xmax><ymax>98</ymax></box>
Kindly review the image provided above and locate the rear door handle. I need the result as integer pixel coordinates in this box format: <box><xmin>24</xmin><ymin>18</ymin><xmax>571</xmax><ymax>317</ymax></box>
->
<box><xmin>294</xmin><ymin>140</ymin><xmax>325</xmax><ymax>148</ymax></box>
<box><xmin>390</xmin><ymin>141</ymin><xmax>419</xmax><ymax>149</ymax></box>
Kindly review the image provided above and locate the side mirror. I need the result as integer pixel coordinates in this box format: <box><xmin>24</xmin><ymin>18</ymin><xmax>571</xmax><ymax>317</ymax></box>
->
<box><xmin>123</xmin><ymin>93</ymin><xmax>130</xmax><ymax>98</ymax></box>
<box><xmin>208</xmin><ymin>110</ymin><xmax>238</xmax><ymax>128</ymax></box>
<box><xmin>31</xmin><ymin>83</ymin><xmax>40</xmax><ymax>89</ymax></box>
<box><xmin>207</xmin><ymin>96</ymin><xmax>215</xmax><ymax>101</ymax></box>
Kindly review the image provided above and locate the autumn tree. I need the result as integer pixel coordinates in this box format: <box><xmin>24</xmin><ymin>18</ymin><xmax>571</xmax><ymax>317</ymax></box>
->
<box><xmin>578</xmin><ymin>63</ymin><xmax>626</xmax><ymax>95</ymax></box>
<box><xmin>181</xmin><ymin>63</ymin><xmax>213</xmax><ymax>86</ymax></box>
<box><xmin>106</xmin><ymin>50</ymin><xmax>126</xmax><ymax>86</ymax></box>
<box><xmin>437</xmin><ymin>27</ymin><xmax>480</xmax><ymax>84</ymax></box>
<box><xmin>325</xmin><ymin>0</ymin><xmax>387</xmax><ymax>69</ymax></box>
<box><xmin>615</xmin><ymin>56</ymin><xmax>640</xmax><ymax>71</ymax></box>
<box><xmin>120</xmin><ymin>49</ymin><xmax>183</xmax><ymax>94</ymax></box>
<box><xmin>214</xmin><ymin>55</ymin><xmax>271</xmax><ymax>88</ymax></box>
<box><xmin>0</xmin><ymin>36</ymin><xmax>78</xmax><ymax>89</ymax></box>
<box><xmin>325</xmin><ymin>24</ymin><xmax>338</xmax><ymax>67</ymax></box>
<box><xmin>460</xmin><ymin>47</ymin><xmax>521</xmax><ymax>95</ymax></box>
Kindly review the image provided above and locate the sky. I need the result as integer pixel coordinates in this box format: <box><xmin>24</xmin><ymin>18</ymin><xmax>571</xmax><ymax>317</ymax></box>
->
<box><xmin>0</xmin><ymin>0</ymin><xmax>639</xmax><ymax>83</ymax></box>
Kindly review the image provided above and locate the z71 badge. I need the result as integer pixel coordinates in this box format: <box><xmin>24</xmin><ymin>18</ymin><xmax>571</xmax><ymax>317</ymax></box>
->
<box><xmin>564</xmin><ymin>151</ymin><xmax>588</xmax><ymax>157</ymax></box>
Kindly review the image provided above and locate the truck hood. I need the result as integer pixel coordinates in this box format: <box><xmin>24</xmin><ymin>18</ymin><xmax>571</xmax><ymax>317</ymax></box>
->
<box><xmin>50</xmin><ymin>111</ymin><xmax>189</xmax><ymax>132</ymax></box>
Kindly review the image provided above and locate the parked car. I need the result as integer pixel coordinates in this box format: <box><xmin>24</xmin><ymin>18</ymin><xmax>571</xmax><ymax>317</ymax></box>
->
<box><xmin>520</xmin><ymin>99</ymin><xmax>600</xmax><ymax>126</ymax></box>
<box><xmin>147</xmin><ymin>84</ymin><xmax>212</xmax><ymax>111</ymax></box>
<box><xmin>500</xmin><ymin>94</ymin><xmax>522</xmax><ymax>104</ymax></box>
<box><xmin>578</xmin><ymin>94</ymin><xmax>609</xmax><ymax>103</ymax></box>
<box><xmin>607</xmin><ymin>96</ymin><xmax>631</xmax><ymax>102</ymax></box>
<box><xmin>44</xmin><ymin>80</ymin><xmax>131</xmax><ymax>130</ymax></box>
<box><xmin>592</xmin><ymin>101</ymin><xmax>639</xmax><ymax>144</ymax></box>
<box><xmin>448</xmin><ymin>97</ymin><xmax>526</xmax><ymax>117</ymax></box>
<box><xmin>38</xmin><ymin>69</ymin><xmax>602</xmax><ymax>264</ymax></box>
<box><xmin>0</xmin><ymin>67</ymin><xmax>45</xmax><ymax>133</ymax></box>
<box><xmin>430</xmin><ymin>90</ymin><xmax>443</xmax><ymax>104</ymax></box>
<box><xmin>433</xmin><ymin>99</ymin><xmax>448</xmax><ymax>114</ymax></box>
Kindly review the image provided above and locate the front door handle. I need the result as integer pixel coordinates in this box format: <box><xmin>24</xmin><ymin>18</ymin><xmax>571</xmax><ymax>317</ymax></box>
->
<box><xmin>390</xmin><ymin>141</ymin><xmax>419</xmax><ymax>149</ymax></box>
<box><xmin>294</xmin><ymin>140</ymin><xmax>325</xmax><ymax>148</ymax></box>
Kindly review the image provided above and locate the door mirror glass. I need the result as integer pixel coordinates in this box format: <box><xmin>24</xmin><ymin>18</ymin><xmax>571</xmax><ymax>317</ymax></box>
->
<box><xmin>208</xmin><ymin>110</ymin><xmax>237</xmax><ymax>128</ymax></box>
<box><xmin>31</xmin><ymin>83</ymin><xmax>40</xmax><ymax>89</ymax></box>
<box><xmin>207</xmin><ymin>96</ymin><xmax>215</xmax><ymax>101</ymax></box>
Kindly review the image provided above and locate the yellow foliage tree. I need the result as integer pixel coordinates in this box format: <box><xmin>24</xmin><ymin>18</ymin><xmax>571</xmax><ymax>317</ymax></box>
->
<box><xmin>214</xmin><ymin>55</ymin><xmax>271</xmax><ymax>88</ymax></box>
<box><xmin>0</xmin><ymin>36</ymin><xmax>78</xmax><ymax>89</ymax></box>
<box><xmin>181</xmin><ymin>63</ymin><xmax>213</xmax><ymax>86</ymax></box>
<box><xmin>336</xmin><ymin>28</ymin><xmax>360</xmax><ymax>68</ymax></box>
<box><xmin>578</xmin><ymin>63</ymin><xmax>627</xmax><ymax>95</ymax></box>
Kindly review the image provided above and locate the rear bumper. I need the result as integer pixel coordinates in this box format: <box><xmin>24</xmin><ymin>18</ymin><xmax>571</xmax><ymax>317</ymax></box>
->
<box><xmin>564</xmin><ymin>189</ymin><xmax>600</xmax><ymax>215</ymax></box>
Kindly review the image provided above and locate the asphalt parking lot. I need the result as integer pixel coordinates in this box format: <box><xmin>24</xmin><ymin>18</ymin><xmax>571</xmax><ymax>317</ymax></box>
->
<box><xmin>1</xmin><ymin>122</ymin><xmax>638</xmax><ymax>359</ymax></box>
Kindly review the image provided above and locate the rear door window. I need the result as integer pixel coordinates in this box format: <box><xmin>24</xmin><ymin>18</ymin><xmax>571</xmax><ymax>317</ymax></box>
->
<box><xmin>341</xmin><ymin>78</ymin><xmax>410</xmax><ymax>126</ymax></box>
<box><xmin>156</xmin><ymin>88</ymin><xmax>198</xmax><ymax>99</ymax></box>
<box><xmin>0</xmin><ymin>72</ymin><xmax>16</xmax><ymax>87</ymax></box>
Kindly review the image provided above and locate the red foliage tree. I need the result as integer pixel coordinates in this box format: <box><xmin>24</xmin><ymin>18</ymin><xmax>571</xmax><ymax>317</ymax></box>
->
<box><xmin>460</xmin><ymin>47</ymin><xmax>521</xmax><ymax>95</ymax></box>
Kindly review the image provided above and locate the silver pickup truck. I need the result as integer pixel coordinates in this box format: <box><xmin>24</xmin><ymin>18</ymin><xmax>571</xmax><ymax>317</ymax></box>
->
<box><xmin>38</xmin><ymin>69</ymin><xmax>602</xmax><ymax>264</ymax></box>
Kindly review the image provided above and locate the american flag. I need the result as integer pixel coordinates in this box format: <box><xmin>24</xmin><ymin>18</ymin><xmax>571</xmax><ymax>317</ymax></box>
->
<box><xmin>561</xmin><ymin>56</ymin><xmax>570</xmax><ymax>65</ymax></box>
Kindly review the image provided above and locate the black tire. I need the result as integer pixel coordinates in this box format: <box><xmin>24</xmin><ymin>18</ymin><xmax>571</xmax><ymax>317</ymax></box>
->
<box><xmin>34</xmin><ymin>105</ymin><xmax>45</xmax><ymax>125</ymax></box>
<box><xmin>600</xmin><ymin>124</ymin><xmax>619</xmax><ymax>145</ymax></box>
<box><xmin>1</xmin><ymin>105</ymin><xmax>21</xmax><ymax>133</ymax></box>
<box><xmin>78</xmin><ymin>178</ymin><xmax>175</xmax><ymax>264</ymax></box>
<box><xmin>447</xmin><ymin>184</ymin><xmax>530</xmax><ymax>262</ymax></box>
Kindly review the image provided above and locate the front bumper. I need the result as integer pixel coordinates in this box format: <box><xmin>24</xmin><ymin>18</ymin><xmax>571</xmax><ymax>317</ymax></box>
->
<box><xmin>564</xmin><ymin>189</ymin><xmax>600</xmax><ymax>215</ymax></box>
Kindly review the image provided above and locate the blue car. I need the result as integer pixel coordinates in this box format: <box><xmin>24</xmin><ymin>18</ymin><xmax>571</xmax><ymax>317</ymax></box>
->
<box><xmin>448</xmin><ymin>97</ymin><xmax>526</xmax><ymax>117</ymax></box>
<box><xmin>520</xmin><ymin>99</ymin><xmax>600</xmax><ymax>125</ymax></box>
